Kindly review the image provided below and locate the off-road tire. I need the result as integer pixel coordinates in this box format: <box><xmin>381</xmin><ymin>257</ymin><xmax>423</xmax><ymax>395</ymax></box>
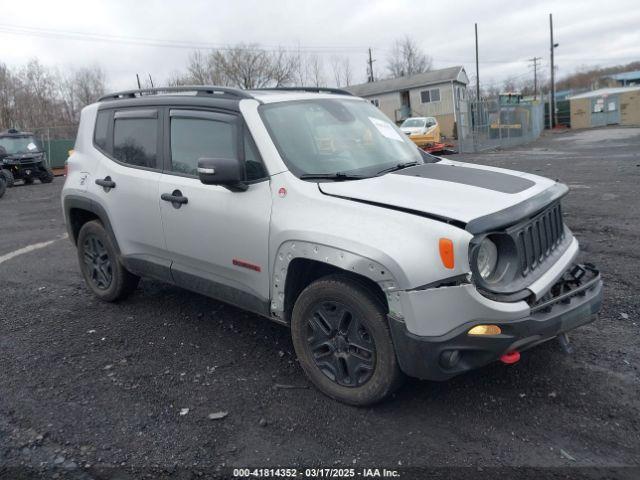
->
<box><xmin>77</xmin><ymin>220</ymin><xmax>140</xmax><ymax>302</ymax></box>
<box><xmin>291</xmin><ymin>274</ymin><xmax>404</xmax><ymax>406</ymax></box>
<box><xmin>0</xmin><ymin>177</ymin><xmax>6</xmax><ymax>198</ymax></box>
<box><xmin>0</xmin><ymin>169</ymin><xmax>14</xmax><ymax>187</ymax></box>
<box><xmin>39</xmin><ymin>167</ymin><xmax>54</xmax><ymax>184</ymax></box>
<box><xmin>23</xmin><ymin>177</ymin><xmax>34</xmax><ymax>185</ymax></box>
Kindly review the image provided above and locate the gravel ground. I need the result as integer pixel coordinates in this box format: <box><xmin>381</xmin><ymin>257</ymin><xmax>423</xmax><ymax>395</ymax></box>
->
<box><xmin>1</xmin><ymin>127</ymin><xmax>639</xmax><ymax>479</ymax></box>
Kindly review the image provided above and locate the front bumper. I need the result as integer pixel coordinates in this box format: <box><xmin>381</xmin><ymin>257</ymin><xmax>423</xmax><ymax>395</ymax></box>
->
<box><xmin>389</xmin><ymin>264</ymin><xmax>603</xmax><ymax>381</ymax></box>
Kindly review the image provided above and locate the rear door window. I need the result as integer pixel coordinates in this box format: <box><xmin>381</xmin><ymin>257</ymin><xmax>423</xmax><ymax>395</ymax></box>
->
<box><xmin>113</xmin><ymin>110</ymin><xmax>158</xmax><ymax>168</ymax></box>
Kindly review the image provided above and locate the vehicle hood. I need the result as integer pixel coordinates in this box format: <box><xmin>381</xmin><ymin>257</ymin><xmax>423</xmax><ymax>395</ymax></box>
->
<box><xmin>318</xmin><ymin>159</ymin><xmax>559</xmax><ymax>226</ymax></box>
<box><xmin>401</xmin><ymin>125</ymin><xmax>436</xmax><ymax>135</ymax></box>
<box><xmin>4</xmin><ymin>152</ymin><xmax>43</xmax><ymax>160</ymax></box>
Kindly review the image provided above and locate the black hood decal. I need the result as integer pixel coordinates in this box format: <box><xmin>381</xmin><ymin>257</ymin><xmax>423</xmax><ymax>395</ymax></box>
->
<box><xmin>393</xmin><ymin>163</ymin><xmax>535</xmax><ymax>194</ymax></box>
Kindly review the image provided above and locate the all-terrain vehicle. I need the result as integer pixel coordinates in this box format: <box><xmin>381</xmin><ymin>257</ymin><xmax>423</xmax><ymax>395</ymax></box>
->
<box><xmin>0</xmin><ymin>129</ymin><xmax>55</xmax><ymax>186</ymax></box>
<box><xmin>62</xmin><ymin>86</ymin><xmax>603</xmax><ymax>406</ymax></box>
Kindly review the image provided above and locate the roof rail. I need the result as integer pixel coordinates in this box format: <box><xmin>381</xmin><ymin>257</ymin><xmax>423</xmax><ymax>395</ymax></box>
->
<box><xmin>252</xmin><ymin>87</ymin><xmax>353</xmax><ymax>96</ymax></box>
<box><xmin>98</xmin><ymin>86</ymin><xmax>254</xmax><ymax>102</ymax></box>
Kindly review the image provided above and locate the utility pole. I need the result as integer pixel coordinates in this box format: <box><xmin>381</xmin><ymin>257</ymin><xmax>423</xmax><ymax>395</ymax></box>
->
<box><xmin>549</xmin><ymin>13</ymin><xmax>558</xmax><ymax>128</ymax></box>
<box><xmin>367</xmin><ymin>48</ymin><xmax>375</xmax><ymax>83</ymax></box>
<box><xmin>529</xmin><ymin>56</ymin><xmax>542</xmax><ymax>100</ymax></box>
<box><xmin>148</xmin><ymin>74</ymin><xmax>154</xmax><ymax>88</ymax></box>
<box><xmin>136</xmin><ymin>73</ymin><xmax>141</xmax><ymax>89</ymax></box>
<box><xmin>474</xmin><ymin>23</ymin><xmax>480</xmax><ymax>100</ymax></box>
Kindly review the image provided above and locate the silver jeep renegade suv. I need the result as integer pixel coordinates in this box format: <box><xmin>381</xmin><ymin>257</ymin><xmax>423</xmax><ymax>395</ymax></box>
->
<box><xmin>62</xmin><ymin>86</ymin><xmax>603</xmax><ymax>405</ymax></box>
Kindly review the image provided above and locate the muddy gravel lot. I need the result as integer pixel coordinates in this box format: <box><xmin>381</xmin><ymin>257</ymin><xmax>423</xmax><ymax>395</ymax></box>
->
<box><xmin>1</xmin><ymin>127</ymin><xmax>639</xmax><ymax>479</ymax></box>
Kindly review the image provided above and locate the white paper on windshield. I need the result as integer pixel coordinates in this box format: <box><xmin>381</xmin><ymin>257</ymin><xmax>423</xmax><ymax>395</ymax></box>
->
<box><xmin>368</xmin><ymin>117</ymin><xmax>404</xmax><ymax>142</ymax></box>
<box><xmin>27</xmin><ymin>142</ymin><xmax>37</xmax><ymax>151</ymax></box>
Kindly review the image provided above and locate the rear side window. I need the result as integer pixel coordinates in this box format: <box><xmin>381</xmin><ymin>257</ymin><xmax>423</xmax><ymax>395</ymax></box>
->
<box><xmin>94</xmin><ymin>110</ymin><xmax>110</xmax><ymax>151</ymax></box>
<box><xmin>170</xmin><ymin>117</ymin><xmax>237</xmax><ymax>176</ymax></box>
<box><xmin>113</xmin><ymin>117</ymin><xmax>157</xmax><ymax>168</ymax></box>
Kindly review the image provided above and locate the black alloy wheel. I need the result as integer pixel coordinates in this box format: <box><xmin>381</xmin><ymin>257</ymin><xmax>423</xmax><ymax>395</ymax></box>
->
<box><xmin>82</xmin><ymin>234</ymin><xmax>113</xmax><ymax>290</ymax></box>
<box><xmin>307</xmin><ymin>300</ymin><xmax>376</xmax><ymax>387</ymax></box>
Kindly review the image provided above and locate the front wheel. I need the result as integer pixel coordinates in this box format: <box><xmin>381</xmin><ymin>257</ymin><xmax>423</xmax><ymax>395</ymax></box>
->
<box><xmin>39</xmin><ymin>167</ymin><xmax>54</xmax><ymax>184</ymax></box>
<box><xmin>0</xmin><ymin>169</ymin><xmax>14</xmax><ymax>187</ymax></box>
<box><xmin>291</xmin><ymin>275</ymin><xmax>403</xmax><ymax>406</ymax></box>
<box><xmin>0</xmin><ymin>178</ymin><xmax>6</xmax><ymax>198</ymax></box>
<box><xmin>76</xmin><ymin>220</ymin><xmax>139</xmax><ymax>302</ymax></box>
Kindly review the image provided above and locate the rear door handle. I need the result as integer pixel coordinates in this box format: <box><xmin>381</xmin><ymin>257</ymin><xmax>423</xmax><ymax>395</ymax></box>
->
<box><xmin>161</xmin><ymin>190</ymin><xmax>188</xmax><ymax>208</ymax></box>
<box><xmin>95</xmin><ymin>176</ymin><xmax>116</xmax><ymax>190</ymax></box>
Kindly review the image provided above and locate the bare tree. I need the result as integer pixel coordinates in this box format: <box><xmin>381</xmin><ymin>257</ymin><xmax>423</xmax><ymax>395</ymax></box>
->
<box><xmin>178</xmin><ymin>45</ymin><xmax>299</xmax><ymax>89</ymax></box>
<box><xmin>386</xmin><ymin>36</ymin><xmax>432</xmax><ymax>78</ymax></box>
<box><xmin>270</xmin><ymin>48</ymin><xmax>298</xmax><ymax>87</ymax></box>
<box><xmin>331</xmin><ymin>56</ymin><xmax>353</xmax><ymax>88</ymax></box>
<box><xmin>58</xmin><ymin>66</ymin><xmax>106</xmax><ymax>123</ymax></box>
<box><xmin>306</xmin><ymin>54</ymin><xmax>325</xmax><ymax>87</ymax></box>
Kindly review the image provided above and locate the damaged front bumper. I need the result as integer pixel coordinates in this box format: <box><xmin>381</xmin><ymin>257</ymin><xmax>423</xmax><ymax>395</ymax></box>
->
<box><xmin>388</xmin><ymin>264</ymin><xmax>603</xmax><ymax>381</ymax></box>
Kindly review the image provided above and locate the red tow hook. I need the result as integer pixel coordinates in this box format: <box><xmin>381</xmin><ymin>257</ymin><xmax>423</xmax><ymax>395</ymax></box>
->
<box><xmin>500</xmin><ymin>351</ymin><xmax>521</xmax><ymax>365</ymax></box>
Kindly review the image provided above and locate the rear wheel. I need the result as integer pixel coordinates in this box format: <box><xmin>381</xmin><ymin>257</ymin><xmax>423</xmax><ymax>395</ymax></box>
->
<box><xmin>39</xmin><ymin>167</ymin><xmax>54</xmax><ymax>184</ymax></box>
<box><xmin>0</xmin><ymin>169</ymin><xmax>14</xmax><ymax>187</ymax></box>
<box><xmin>76</xmin><ymin>220</ymin><xmax>139</xmax><ymax>302</ymax></box>
<box><xmin>291</xmin><ymin>275</ymin><xmax>403</xmax><ymax>406</ymax></box>
<box><xmin>0</xmin><ymin>177</ymin><xmax>6</xmax><ymax>198</ymax></box>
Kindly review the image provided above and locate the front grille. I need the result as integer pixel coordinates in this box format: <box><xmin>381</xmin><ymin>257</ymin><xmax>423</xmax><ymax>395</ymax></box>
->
<box><xmin>510</xmin><ymin>202</ymin><xmax>565</xmax><ymax>277</ymax></box>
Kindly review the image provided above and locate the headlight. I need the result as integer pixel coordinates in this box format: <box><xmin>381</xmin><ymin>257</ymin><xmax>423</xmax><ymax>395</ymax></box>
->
<box><xmin>476</xmin><ymin>238</ymin><xmax>498</xmax><ymax>280</ymax></box>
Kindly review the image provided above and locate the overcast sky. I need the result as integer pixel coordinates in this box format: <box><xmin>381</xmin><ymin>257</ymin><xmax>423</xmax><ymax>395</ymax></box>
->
<box><xmin>1</xmin><ymin>0</ymin><xmax>639</xmax><ymax>91</ymax></box>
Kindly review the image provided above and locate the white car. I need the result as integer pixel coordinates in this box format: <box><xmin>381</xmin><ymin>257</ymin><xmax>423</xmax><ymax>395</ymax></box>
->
<box><xmin>400</xmin><ymin>117</ymin><xmax>441</xmax><ymax>146</ymax></box>
<box><xmin>62</xmin><ymin>86</ymin><xmax>603</xmax><ymax>405</ymax></box>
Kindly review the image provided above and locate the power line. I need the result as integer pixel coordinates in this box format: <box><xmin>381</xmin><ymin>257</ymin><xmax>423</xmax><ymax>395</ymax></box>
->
<box><xmin>0</xmin><ymin>23</ymin><xmax>373</xmax><ymax>53</ymax></box>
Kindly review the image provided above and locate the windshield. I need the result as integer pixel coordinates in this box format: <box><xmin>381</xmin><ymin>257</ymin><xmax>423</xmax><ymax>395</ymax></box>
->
<box><xmin>401</xmin><ymin>118</ymin><xmax>426</xmax><ymax>128</ymax></box>
<box><xmin>0</xmin><ymin>136</ymin><xmax>41</xmax><ymax>155</ymax></box>
<box><xmin>260</xmin><ymin>99</ymin><xmax>422</xmax><ymax>177</ymax></box>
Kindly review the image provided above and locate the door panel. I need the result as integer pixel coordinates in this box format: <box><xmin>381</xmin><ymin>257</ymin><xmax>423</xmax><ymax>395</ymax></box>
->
<box><xmin>159</xmin><ymin>108</ymin><xmax>272</xmax><ymax>304</ymax></box>
<box><xmin>159</xmin><ymin>175</ymin><xmax>272</xmax><ymax>302</ymax></box>
<box><xmin>95</xmin><ymin>159</ymin><xmax>165</xmax><ymax>258</ymax></box>
<box><xmin>94</xmin><ymin>108</ymin><xmax>165</xmax><ymax>260</ymax></box>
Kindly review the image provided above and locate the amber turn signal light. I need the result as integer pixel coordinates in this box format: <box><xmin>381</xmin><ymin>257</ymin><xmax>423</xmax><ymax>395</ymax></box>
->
<box><xmin>439</xmin><ymin>238</ymin><xmax>455</xmax><ymax>269</ymax></box>
<box><xmin>468</xmin><ymin>324</ymin><xmax>502</xmax><ymax>336</ymax></box>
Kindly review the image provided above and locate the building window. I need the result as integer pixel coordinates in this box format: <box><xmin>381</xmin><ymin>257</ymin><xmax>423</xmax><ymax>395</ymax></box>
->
<box><xmin>370</xmin><ymin>98</ymin><xmax>380</xmax><ymax>107</ymax></box>
<box><xmin>420</xmin><ymin>88</ymin><xmax>441</xmax><ymax>104</ymax></box>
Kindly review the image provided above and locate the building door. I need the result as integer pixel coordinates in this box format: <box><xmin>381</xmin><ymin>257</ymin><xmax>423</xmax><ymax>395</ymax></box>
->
<box><xmin>605</xmin><ymin>95</ymin><xmax>620</xmax><ymax>125</ymax></box>
<box><xmin>590</xmin><ymin>97</ymin><xmax>607</xmax><ymax>127</ymax></box>
<box><xmin>399</xmin><ymin>90</ymin><xmax>411</xmax><ymax>121</ymax></box>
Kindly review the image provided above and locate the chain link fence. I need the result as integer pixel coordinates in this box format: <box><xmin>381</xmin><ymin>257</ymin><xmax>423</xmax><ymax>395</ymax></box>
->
<box><xmin>30</xmin><ymin>125</ymin><xmax>78</xmax><ymax>169</ymax></box>
<box><xmin>457</xmin><ymin>100</ymin><xmax>545</xmax><ymax>153</ymax></box>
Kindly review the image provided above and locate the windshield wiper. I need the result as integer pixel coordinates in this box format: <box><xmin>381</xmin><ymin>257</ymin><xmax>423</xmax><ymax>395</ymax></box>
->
<box><xmin>375</xmin><ymin>161</ymin><xmax>419</xmax><ymax>176</ymax></box>
<box><xmin>299</xmin><ymin>172</ymin><xmax>368</xmax><ymax>181</ymax></box>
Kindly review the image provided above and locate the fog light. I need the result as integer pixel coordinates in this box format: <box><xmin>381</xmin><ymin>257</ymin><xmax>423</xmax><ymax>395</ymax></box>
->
<box><xmin>468</xmin><ymin>324</ymin><xmax>502</xmax><ymax>336</ymax></box>
<box><xmin>439</xmin><ymin>350</ymin><xmax>461</xmax><ymax>369</ymax></box>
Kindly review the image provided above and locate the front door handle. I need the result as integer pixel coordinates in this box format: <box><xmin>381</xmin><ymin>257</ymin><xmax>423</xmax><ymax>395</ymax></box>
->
<box><xmin>161</xmin><ymin>190</ymin><xmax>188</xmax><ymax>209</ymax></box>
<box><xmin>95</xmin><ymin>176</ymin><xmax>116</xmax><ymax>190</ymax></box>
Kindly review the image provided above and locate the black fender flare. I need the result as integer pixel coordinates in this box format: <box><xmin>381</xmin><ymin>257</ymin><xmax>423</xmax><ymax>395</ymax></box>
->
<box><xmin>63</xmin><ymin>195</ymin><xmax>121</xmax><ymax>254</ymax></box>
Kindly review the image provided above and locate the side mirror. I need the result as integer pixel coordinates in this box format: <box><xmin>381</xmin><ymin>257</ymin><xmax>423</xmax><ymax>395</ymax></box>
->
<box><xmin>197</xmin><ymin>157</ymin><xmax>247</xmax><ymax>191</ymax></box>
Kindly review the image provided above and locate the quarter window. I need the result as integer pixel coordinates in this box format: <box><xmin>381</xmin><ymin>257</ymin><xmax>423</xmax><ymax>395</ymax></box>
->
<box><xmin>170</xmin><ymin>117</ymin><xmax>237</xmax><ymax>176</ymax></box>
<box><xmin>94</xmin><ymin>110</ymin><xmax>110</xmax><ymax>151</ymax></box>
<box><xmin>113</xmin><ymin>117</ymin><xmax>157</xmax><ymax>168</ymax></box>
